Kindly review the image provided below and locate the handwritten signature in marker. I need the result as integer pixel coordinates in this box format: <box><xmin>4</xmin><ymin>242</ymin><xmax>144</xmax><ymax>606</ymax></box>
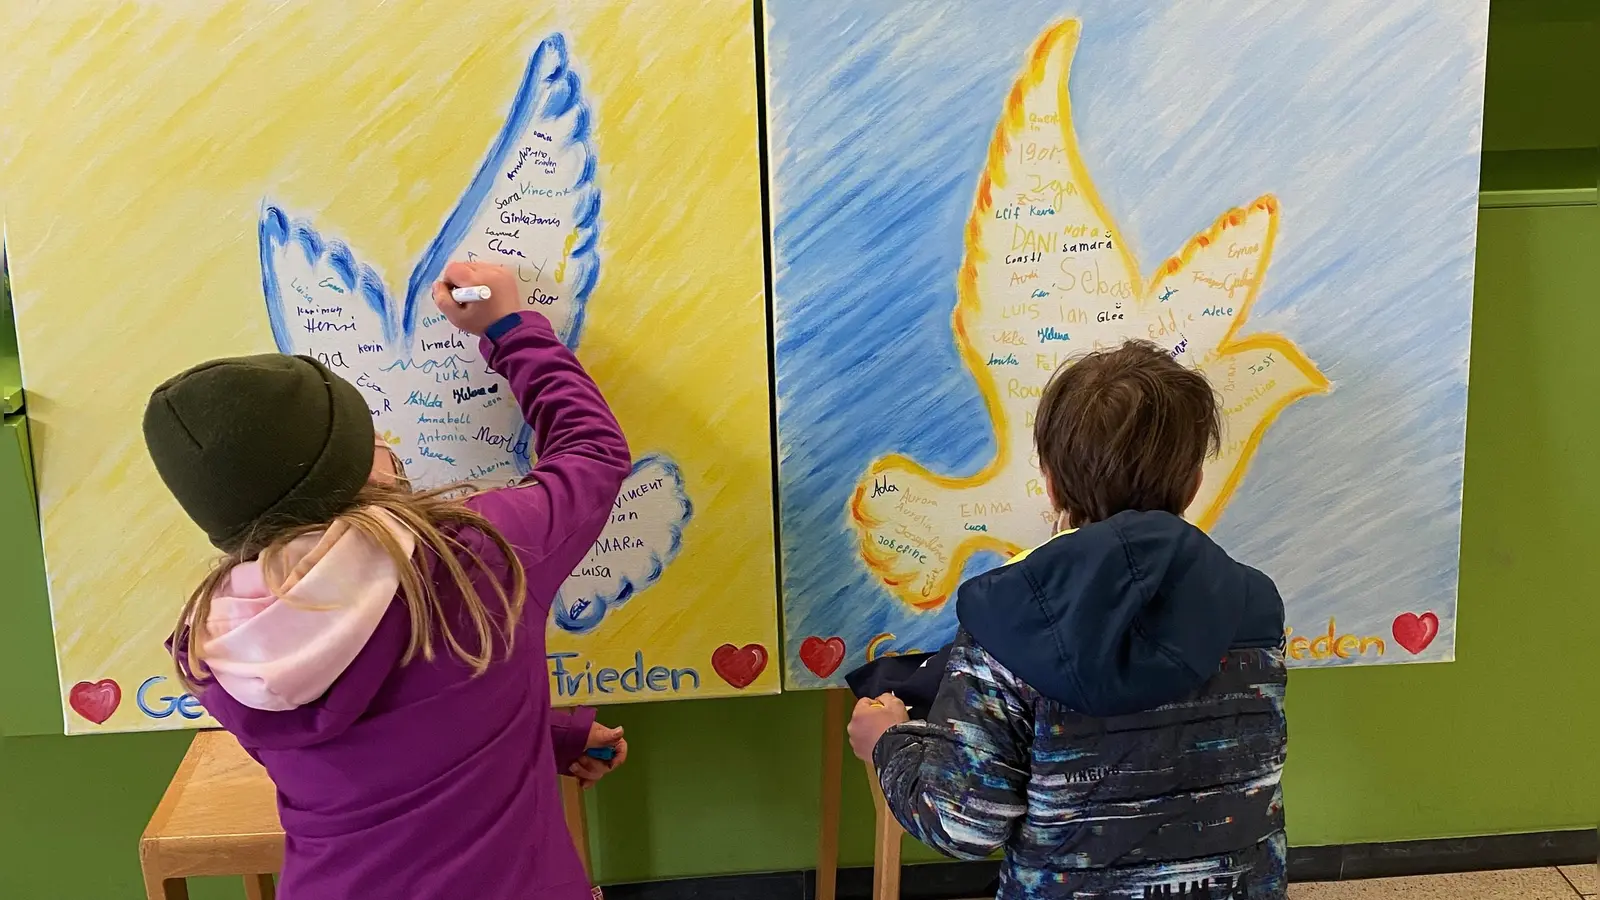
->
<box><xmin>1159</xmin><ymin>287</ymin><xmax>1177</xmax><ymax>303</ymax></box>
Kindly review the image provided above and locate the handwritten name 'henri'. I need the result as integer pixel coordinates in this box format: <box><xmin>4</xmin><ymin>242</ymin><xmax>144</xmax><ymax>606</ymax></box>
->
<box><xmin>303</xmin><ymin>318</ymin><xmax>357</xmax><ymax>333</ymax></box>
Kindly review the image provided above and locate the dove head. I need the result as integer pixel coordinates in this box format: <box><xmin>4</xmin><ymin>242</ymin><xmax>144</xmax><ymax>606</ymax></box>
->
<box><xmin>1033</xmin><ymin>340</ymin><xmax>1220</xmax><ymax>530</ymax></box>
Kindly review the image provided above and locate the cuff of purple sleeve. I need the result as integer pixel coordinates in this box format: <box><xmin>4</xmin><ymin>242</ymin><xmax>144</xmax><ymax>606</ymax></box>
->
<box><xmin>484</xmin><ymin>312</ymin><xmax>524</xmax><ymax>342</ymax></box>
<box><xmin>555</xmin><ymin>705</ymin><xmax>599</xmax><ymax>769</ymax></box>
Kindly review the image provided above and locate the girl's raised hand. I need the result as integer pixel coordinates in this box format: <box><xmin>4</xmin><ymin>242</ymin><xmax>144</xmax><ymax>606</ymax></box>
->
<box><xmin>431</xmin><ymin>261</ymin><xmax>523</xmax><ymax>336</ymax></box>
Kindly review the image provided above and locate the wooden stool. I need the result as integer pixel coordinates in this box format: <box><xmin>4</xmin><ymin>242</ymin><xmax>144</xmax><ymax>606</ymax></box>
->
<box><xmin>140</xmin><ymin>729</ymin><xmax>596</xmax><ymax>900</ymax></box>
<box><xmin>139</xmin><ymin>730</ymin><xmax>283</xmax><ymax>900</ymax></box>
<box><xmin>815</xmin><ymin>691</ymin><xmax>907</xmax><ymax>900</ymax></box>
<box><xmin>864</xmin><ymin>760</ymin><xmax>905</xmax><ymax>900</ymax></box>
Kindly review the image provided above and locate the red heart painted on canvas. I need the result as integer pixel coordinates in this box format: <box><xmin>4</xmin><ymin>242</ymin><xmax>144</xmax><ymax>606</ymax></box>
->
<box><xmin>799</xmin><ymin>636</ymin><xmax>847</xmax><ymax>678</ymax></box>
<box><xmin>711</xmin><ymin>643</ymin><xmax>768</xmax><ymax>689</ymax></box>
<box><xmin>68</xmin><ymin>679</ymin><xmax>121</xmax><ymax>725</ymax></box>
<box><xmin>1391</xmin><ymin>612</ymin><xmax>1439</xmax><ymax>655</ymax></box>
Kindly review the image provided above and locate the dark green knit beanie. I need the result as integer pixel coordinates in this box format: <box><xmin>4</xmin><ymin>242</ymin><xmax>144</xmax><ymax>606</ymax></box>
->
<box><xmin>142</xmin><ymin>353</ymin><xmax>375</xmax><ymax>553</ymax></box>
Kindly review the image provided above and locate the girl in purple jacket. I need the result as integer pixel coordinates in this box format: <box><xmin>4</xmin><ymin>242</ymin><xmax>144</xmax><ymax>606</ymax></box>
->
<box><xmin>142</xmin><ymin>261</ymin><xmax>631</xmax><ymax>899</ymax></box>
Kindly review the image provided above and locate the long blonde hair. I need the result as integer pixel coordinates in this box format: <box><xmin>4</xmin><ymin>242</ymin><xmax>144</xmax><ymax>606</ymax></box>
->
<box><xmin>171</xmin><ymin>482</ymin><xmax>528</xmax><ymax>694</ymax></box>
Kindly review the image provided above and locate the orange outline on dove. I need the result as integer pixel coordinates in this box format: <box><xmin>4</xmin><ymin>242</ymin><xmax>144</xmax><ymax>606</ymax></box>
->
<box><xmin>849</xmin><ymin>20</ymin><xmax>1330</xmax><ymax>611</ymax></box>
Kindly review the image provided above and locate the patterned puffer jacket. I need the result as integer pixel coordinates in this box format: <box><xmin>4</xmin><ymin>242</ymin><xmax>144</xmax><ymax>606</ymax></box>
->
<box><xmin>872</xmin><ymin>511</ymin><xmax>1289</xmax><ymax>900</ymax></box>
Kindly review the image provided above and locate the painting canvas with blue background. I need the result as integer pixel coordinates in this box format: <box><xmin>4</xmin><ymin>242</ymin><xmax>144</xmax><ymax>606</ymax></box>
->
<box><xmin>765</xmin><ymin>0</ymin><xmax>1489</xmax><ymax>688</ymax></box>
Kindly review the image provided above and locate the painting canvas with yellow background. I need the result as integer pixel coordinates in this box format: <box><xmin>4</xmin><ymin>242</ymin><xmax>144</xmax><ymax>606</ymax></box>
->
<box><xmin>2</xmin><ymin>0</ymin><xmax>778</xmax><ymax>733</ymax></box>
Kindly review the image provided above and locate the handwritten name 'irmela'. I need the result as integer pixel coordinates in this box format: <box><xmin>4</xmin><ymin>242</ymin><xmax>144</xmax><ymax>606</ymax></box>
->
<box><xmin>1286</xmin><ymin>619</ymin><xmax>1385</xmax><ymax>661</ymax></box>
<box><xmin>548</xmin><ymin>651</ymin><xmax>700</xmax><ymax>698</ymax></box>
<box><xmin>422</xmin><ymin>334</ymin><xmax>465</xmax><ymax>352</ymax></box>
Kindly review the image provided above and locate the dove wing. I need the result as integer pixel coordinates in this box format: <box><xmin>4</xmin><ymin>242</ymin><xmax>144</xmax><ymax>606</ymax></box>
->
<box><xmin>395</xmin><ymin>34</ymin><xmax>692</xmax><ymax>629</ymax></box>
<box><xmin>259</xmin><ymin>205</ymin><xmax>410</xmax><ymax>443</ymax></box>
<box><xmin>1144</xmin><ymin>197</ymin><xmax>1330</xmax><ymax>528</ymax></box>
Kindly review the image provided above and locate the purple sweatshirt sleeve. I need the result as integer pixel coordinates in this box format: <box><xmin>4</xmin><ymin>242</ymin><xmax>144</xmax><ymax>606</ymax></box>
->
<box><xmin>468</xmin><ymin>311</ymin><xmax>632</xmax><ymax>611</ymax></box>
<box><xmin>548</xmin><ymin>705</ymin><xmax>598</xmax><ymax>772</ymax></box>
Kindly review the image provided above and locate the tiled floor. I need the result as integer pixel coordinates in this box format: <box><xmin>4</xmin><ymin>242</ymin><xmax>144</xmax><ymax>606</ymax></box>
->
<box><xmin>954</xmin><ymin>865</ymin><xmax>1597</xmax><ymax>899</ymax></box>
<box><xmin>1288</xmin><ymin>866</ymin><xmax>1595</xmax><ymax>899</ymax></box>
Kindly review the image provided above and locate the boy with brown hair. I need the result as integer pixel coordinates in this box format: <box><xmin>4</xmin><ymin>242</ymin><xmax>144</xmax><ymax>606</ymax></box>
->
<box><xmin>849</xmin><ymin>340</ymin><xmax>1288</xmax><ymax>900</ymax></box>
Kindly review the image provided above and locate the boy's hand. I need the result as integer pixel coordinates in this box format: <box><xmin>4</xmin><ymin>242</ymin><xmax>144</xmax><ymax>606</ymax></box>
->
<box><xmin>848</xmin><ymin>694</ymin><xmax>910</xmax><ymax>762</ymax></box>
<box><xmin>430</xmin><ymin>261</ymin><xmax>523</xmax><ymax>336</ymax></box>
<box><xmin>569</xmin><ymin>722</ymin><xmax>627</xmax><ymax>790</ymax></box>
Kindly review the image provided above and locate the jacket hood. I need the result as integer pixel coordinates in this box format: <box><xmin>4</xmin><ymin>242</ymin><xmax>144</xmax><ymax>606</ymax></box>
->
<box><xmin>956</xmin><ymin>510</ymin><xmax>1282</xmax><ymax>717</ymax></box>
<box><xmin>201</xmin><ymin>509</ymin><xmax>414</xmax><ymax>712</ymax></box>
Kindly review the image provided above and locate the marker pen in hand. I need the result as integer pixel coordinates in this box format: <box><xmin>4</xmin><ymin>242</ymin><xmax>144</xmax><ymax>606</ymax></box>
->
<box><xmin>451</xmin><ymin>285</ymin><xmax>492</xmax><ymax>303</ymax></box>
<box><xmin>584</xmin><ymin>746</ymin><xmax>617</xmax><ymax>762</ymax></box>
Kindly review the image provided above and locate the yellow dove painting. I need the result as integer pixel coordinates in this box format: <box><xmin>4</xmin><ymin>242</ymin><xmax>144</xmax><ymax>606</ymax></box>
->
<box><xmin>3</xmin><ymin>0</ymin><xmax>781</xmax><ymax>733</ymax></box>
<box><xmin>848</xmin><ymin>20</ymin><xmax>1328</xmax><ymax>611</ymax></box>
<box><xmin>769</xmin><ymin>2</ymin><xmax>1485</xmax><ymax>686</ymax></box>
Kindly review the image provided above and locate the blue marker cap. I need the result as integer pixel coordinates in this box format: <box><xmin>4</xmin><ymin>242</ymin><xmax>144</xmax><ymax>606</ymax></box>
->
<box><xmin>585</xmin><ymin>746</ymin><xmax>616</xmax><ymax>762</ymax></box>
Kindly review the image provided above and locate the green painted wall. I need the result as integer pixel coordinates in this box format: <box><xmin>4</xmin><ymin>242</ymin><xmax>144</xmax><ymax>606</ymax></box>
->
<box><xmin>3</xmin><ymin>4</ymin><xmax>1596</xmax><ymax>897</ymax></box>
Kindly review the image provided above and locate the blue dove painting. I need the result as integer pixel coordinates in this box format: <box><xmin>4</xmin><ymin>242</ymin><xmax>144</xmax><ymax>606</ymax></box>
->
<box><xmin>258</xmin><ymin>36</ymin><xmax>690</xmax><ymax>640</ymax></box>
<box><xmin>765</xmin><ymin>1</ymin><xmax>1490</xmax><ymax>688</ymax></box>
<box><xmin>4</xmin><ymin>0</ymin><xmax>780</xmax><ymax>732</ymax></box>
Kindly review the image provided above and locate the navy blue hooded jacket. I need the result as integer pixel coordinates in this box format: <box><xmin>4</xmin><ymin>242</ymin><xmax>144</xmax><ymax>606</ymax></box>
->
<box><xmin>871</xmin><ymin>510</ymin><xmax>1289</xmax><ymax>900</ymax></box>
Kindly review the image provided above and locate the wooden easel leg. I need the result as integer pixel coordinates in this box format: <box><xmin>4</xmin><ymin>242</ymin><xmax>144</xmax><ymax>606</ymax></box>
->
<box><xmin>561</xmin><ymin>775</ymin><xmax>593</xmax><ymax>878</ymax></box>
<box><xmin>865</xmin><ymin>760</ymin><xmax>903</xmax><ymax>900</ymax></box>
<box><xmin>815</xmin><ymin>688</ymin><xmax>848</xmax><ymax>900</ymax></box>
<box><xmin>242</xmin><ymin>873</ymin><xmax>275</xmax><ymax>900</ymax></box>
